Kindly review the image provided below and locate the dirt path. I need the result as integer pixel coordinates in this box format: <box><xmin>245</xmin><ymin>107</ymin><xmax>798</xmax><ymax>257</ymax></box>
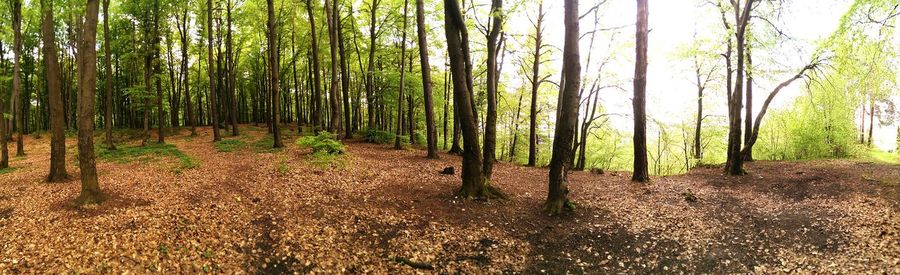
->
<box><xmin>0</xmin><ymin>125</ymin><xmax>897</xmax><ymax>273</ymax></box>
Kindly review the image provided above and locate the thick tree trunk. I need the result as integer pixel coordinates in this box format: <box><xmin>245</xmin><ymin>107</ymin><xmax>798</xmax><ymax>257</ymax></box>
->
<box><xmin>394</xmin><ymin>0</ymin><xmax>409</xmax><ymax>150</ymax></box>
<box><xmin>43</xmin><ymin>0</ymin><xmax>69</xmax><ymax>182</ymax></box>
<box><xmin>444</xmin><ymin>0</ymin><xmax>504</xmax><ymax>200</ymax></box>
<box><xmin>483</xmin><ymin>0</ymin><xmax>502</xmax><ymax>181</ymax></box>
<box><xmin>268</xmin><ymin>0</ymin><xmax>283</xmax><ymax>147</ymax></box>
<box><xmin>207</xmin><ymin>0</ymin><xmax>221</xmax><ymax>141</ymax></box>
<box><xmin>546</xmin><ymin>0</ymin><xmax>581</xmax><ymax>214</ymax></box>
<box><xmin>631</xmin><ymin>0</ymin><xmax>650</xmax><ymax>182</ymax></box>
<box><xmin>75</xmin><ymin>0</ymin><xmax>104</xmax><ymax>205</ymax></box>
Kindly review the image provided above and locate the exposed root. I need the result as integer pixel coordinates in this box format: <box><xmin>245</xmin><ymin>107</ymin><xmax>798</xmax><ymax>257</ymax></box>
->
<box><xmin>543</xmin><ymin>198</ymin><xmax>575</xmax><ymax>215</ymax></box>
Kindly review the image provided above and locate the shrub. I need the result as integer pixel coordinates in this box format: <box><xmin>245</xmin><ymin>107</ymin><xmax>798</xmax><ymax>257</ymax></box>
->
<box><xmin>365</xmin><ymin>129</ymin><xmax>395</xmax><ymax>144</ymax></box>
<box><xmin>296</xmin><ymin>131</ymin><xmax>345</xmax><ymax>155</ymax></box>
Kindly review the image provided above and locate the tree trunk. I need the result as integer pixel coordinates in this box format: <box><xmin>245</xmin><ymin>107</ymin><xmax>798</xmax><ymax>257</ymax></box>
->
<box><xmin>546</xmin><ymin>0</ymin><xmax>580</xmax><ymax>214</ymax></box>
<box><xmin>10</xmin><ymin>0</ymin><xmax>24</xmax><ymax>156</ymax></box>
<box><xmin>394</xmin><ymin>0</ymin><xmax>409</xmax><ymax>150</ymax></box>
<box><xmin>306</xmin><ymin>0</ymin><xmax>324</xmax><ymax>130</ymax></box>
<box><xmin>102</xmin><ymin>0</ymin><xmax>116</xmax><ymax>149</ymax></box>
<box><xmin>483</xmin><ymin>0</ymin><xmax>502</xmax><ymax>181</ymax></box>
<box><xmin>75</xmin><ymin>0</ymin><xmax>104</xmax><ymax>205</ymax></box>
<box><xmin>337</xmin><ymin>2</ymin><xmax>352</xmax><ymax>139</ymax></box>
<box><xmin>227</xmin><ymin>0</ymin><xmax>239</xmax><ymax>136</ymax></box>
<box><xmin>527</xmin><ymin>1</ymin><xmax>544</xmax><ymax>167</ymax></box>
<box><xmin>444</xmin><ymin>0</ymin><xmax>504</xmax><ymax>200</ymax></box>
<box><xmin>268</xmin><ymin>0</ymin><xmax>284</xmax><ymax>147</ymax></box>
<box><xmin>325</xmin><ymin>0</ymin><xmax>342</xmax><ymax>134</ymax></box>
<box><xmin>43</xmin><ymin>0</ymin><xmax>69</xmax><ymax>182</ymax></box>
<box><xmin>178</xmin><ymin>5</ymin><xmax>195</xmax><ymax>136</ymax></box>
<box><xmin>365</xmin><ymin>0</ymin><xmax>380</xmax><ymax>129</ymax></box>
<box><xmin>743</xmin><ymin>45</ymin><xmax>753</xmax><ymax>161</ymax></box>
<box><xmin>207</xmin><ymin>0</ymin><xmax>221</xmax><ymax>141</ymax></box>
<box><xmin>415</xmin><ymin>0</ymin><xmax>438</xmax><ymax>158</ymax></box>
<box><xmin>442</xmin><ymin>60</ymin><xmax>449</xmax><ymax>151</ymax></box>
<box><xmin>725</xmin><ymin>0</ymin><xmax>752</xmax><ymax>176</ymax></box>
<box><xmin>867</xmin><ymin>97</ymin><xmax>874</xmax><ymax>147</ymax></box>
<box><xmin>631</xmin><ymin>0</ymin><xmax>650</xmax><ymax>182</ymax></box>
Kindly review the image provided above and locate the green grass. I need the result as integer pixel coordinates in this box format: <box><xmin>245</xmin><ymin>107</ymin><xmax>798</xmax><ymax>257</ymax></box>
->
<box><xmin>98</xmin><ymin>143</ymin><xmax>200</xmax><ymax>172</ymax></box>
<box><xmin>253</xmin><ymin>135</ymin><xmax>283</xmax><ymax>153</ymax></box>
<box><xmin>214</xmin><ymin>139</ymin><xmax>247</xmax><ymax>152</ymax></box>
<box><xmin>0</xmin><ymin>166</ymin><xmax>18</xmax><ymax>175</ymax></box>
<box><xmin>865</xmin><ymin>150</ymin><xmax>900</xmax><ymax>165</ymax></box>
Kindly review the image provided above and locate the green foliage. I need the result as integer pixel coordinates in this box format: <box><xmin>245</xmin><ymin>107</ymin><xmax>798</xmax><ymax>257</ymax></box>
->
<box><xmin>98</xmin><ymin>143</ymin><xmax>199</xmax><ymax>172</ymax></box>
<box><xmin>214</xmin><ymin>139</ymin><xmax>247</xmax><ymax>152</ymax></box>
<box><xmin>0</xmin><ymin>167</ymin><xmax>18</xmax><ymax>175</ymax></box>
<box><xmin>252</xmin><ymin>135</ymin><xmax>282</xmax><ymax>153</ymax></box>
<box><xmin>364</xmin><ymin>129</ymin><xmax>396</xmax><ymax>145</ymax></box>
<box><xmin>296</xmin><ymin>132</ymin><xmax>345</xmax><ymax>155</ymax></box>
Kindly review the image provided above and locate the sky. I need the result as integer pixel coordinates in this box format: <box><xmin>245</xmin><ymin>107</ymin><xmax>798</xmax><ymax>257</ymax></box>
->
<box><xmin>487</xmin><ymin>0</ymin><xmax>898</xmax><ymax>152</ymax></box>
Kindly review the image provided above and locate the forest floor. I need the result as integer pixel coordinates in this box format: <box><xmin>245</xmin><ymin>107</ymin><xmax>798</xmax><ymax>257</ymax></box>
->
<box><xmin>0</xmin><ymin>125</ymin><xmax>898</xmax><ymax>274</ymax></box>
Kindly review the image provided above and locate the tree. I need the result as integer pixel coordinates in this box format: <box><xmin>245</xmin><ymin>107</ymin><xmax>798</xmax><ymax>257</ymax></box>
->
<box><xmin>545</xmin><ymin>0</ymin><xmax>581</xmax><ymax>214</ymax></box>
<box><xmin>306</xmin><ymin>0</ymin><xmax>323</xmax><ymax>130</ymax></box>
<box><xmin>75</xmin><ymin>0</ymin><xmax>104</xmax><ymax>205</ymax></box>
<box><xmin>43</xmin><ymin>0</ymin><xmax>68</xmax><ymax>182</ymax></box>
<box><xmin>176</xmin><ymin>1</ymin><xmax>196</xmax><ymax>136</ymax></box>
<box><xmin>527</xmin><ymin>1</ymin><xmax>548</xmax><ymax>167</ymax></box>
<box><xmin>482</xmin><ymin>0</ymin><xmax>503</xmax><ymax>182</ymax></box>
<box><xmin>631</xmin><ymin>0</ymin><xmax>649</xmax><ymax>182</ymax></box>
<box><xmin>10</xmin><ymin>0</ymin><xmax>24</xmax><ymax>156</ymax></box>
<box><xmin>724</xmin><ymin>0</ymin><xmax>753</xmax><ymax>176</ymax></box>
<box><xmin>268</xmin><ymin>0</ymin><xmax>284</xmax><ymax>148</ymax></box>
<box><xmin>444</xmin><ymin>0</ymin><xmax>505</xmax><ymax>200</ymax></box>
<box><xmin>226</xmin><ymin>0</ymin><xmax>239</xmax><ymax>136</ymax></box>
<box><xmin>394</xmin><ymin>0</ymin><xmax>409</xmax><ymax>150</ymax></box>
<box><xmin>325</xmin><ymin>0</ymin><xmax>342</xmax><ymax>134</ymax></box>
<box><xmin>337</xmin><ymin>1</ymin><xmax>352</xmax><ymax>139</ymax></box>
<box><xmin>102</xmin><ymin>0</ymin><xmax>115</xmax><ymax>150</ymax></box>
<box><xmin>207</xmin><ymin>0</ymin><xmax>221</xmax><ymax>141</ymax></box>
<box><xmin>415</xmin><ymin>0</ymin><xmax>438</xmax><ymax>159</ymax></box>
<box><xmin>365</xmin><ymin>0</ymin><xmax>381</xmax><ymax>129</ymax></box>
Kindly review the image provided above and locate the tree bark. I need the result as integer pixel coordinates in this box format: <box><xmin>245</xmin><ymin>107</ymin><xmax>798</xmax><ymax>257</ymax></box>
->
<box><xmin>631</xmin><ymin>0</ymin><xmax>650</xmax><ymax>182</ymax></box>
<box><xmin>743</xmin><ymin>45</ymin><xmax>753</xmax><ymax>161</ymax></box>
<box><xmin>444</xmin><ymin>0</ymin><xmax>505</xmax><ymax>200</ymax></box>
<box><xmin>527</xmin><ymin>1</ymin><xmax>545</xmax><ymax>167</ymax></box>
<box><xmin>43</xmin><ymin>0</ymin><xmax>69</xmax><ymax>182</ymax></box>
<box><xmin>177</xmin><ymin>4</ymin><xmax>195</xmax><ymax>136</ymax></box>
<box><xmin>10</xmin><ymin>0</ymin><xmax>24</xmax><ymax>156</ymax></box>
<box><xmin>268</xmin><ymin>0</ymin><xmax>284</xmax><ymax>147</ymax></box>
<box><xmin>415</xmin><ymin>0</ymin><xmax>438</xmax><ymax>158</ymax></box>
<box><xmin>726</xmin><ymin>0</ymin><xmax>752</xmax><ymax>176</ymax></box>
<box><xmin>102</xmin><ymin>0</ymin><xmax>115</xmax><ymax>149</ymax></box>
<box><xmin>395</xmin><ymin>0</ymin><xmax>409</xmax><ymax>150</ymax></box>
<box><xmin>365</xmin><ymin>0</ymin><xmax>380</xmax><ymax>129</ymax></box>
<box><xmin>546</xmin><ymin>0</ymin><xmax>581</xmax><ymax>213</ymax></box>
<box><xmin>75</xmin><ymin>0</ymin><xmax>104</xmax><ymax>205</ymax></box>
<box><xmin>483</xmin><ymin>0</ymin><xmax>502</xmax><ymax>181</ymax></box>
<box><xmin>325</xmin><ymin>0</ymin><xmax>342</xmax><ymax>134</ymax></box>
<box><xmin>306</xmin><ymin>0</ymin><xmax>324</xmax><ymax>130</ymax></box>
<box><xmin>207</xmin><ymin>0</ymin><xmax>221</xmax><ymax>141</ymax></box>
<box><xmin>227</xmin><ymin>0</ymin><xmax>239</xmax><ymax>136</ymax></box>
<box><xmin>337</xmin><ymin>1</ymin><xmax>352</xmax><ymax>138</ymax></box>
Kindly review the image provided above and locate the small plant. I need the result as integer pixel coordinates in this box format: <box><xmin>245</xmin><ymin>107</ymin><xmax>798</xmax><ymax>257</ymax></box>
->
<box><xmin>0</xmin><ymin>167</ymin><xmax>18</xmax><ymax>175</ymax></box>
<box><xmin>297</xmin><ymin>131</ymin><xmax>345</xmax><ymax>155</ymax></box>
<box><xmin>682</xmin><ymin>189</ymin><xmax>698</xmax><ymax>203</ymax></box>
<box><xmin>364</xmin><ymin>129</ymin><xmax>395</xmax><ymax>144</ymax></box>
<box><xmin>253</xmin><ymin>135</ymin><xmax>283</xmax><ymax>153</ymax></box>
<box><xmin>214</xmin><ymin>139</ymin><xmax>247</xmax><ymax>152</ymax></box>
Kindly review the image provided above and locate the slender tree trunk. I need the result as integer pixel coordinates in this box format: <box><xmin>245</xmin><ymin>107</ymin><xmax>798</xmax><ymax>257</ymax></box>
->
<box><xmin>43</xmin><ymin>0</ymin><xmax>69</xmax><ymax>182</ymax></box>
<box><xmin>394</xmin><ymin>0</ymin><xmax>409</xmax><ymax>150</ymax></box>
<box><xmin>694</xmin><ymin>84</ymin><xmax>703</xmax><ymax>160</ymax></box>
<box><xmin>325</xmin><ymin>0</ymin><xmax>342</xmax><ymax>134</ymax></box>
<box><xmin>226</xmin><ymin>0</ymin><xmax>239</xmax><ymax>136</ymax></box>
<box><xmin>415</xmin><ymin>0</ymin><xmax>438</xmax><ymax>158</ymax></box>
<box><xmin>75</xmin><ymin>0</ymin><xmax>104</xmax><ymax>205</ymax></box>
<box><xmin>10</xmin><ymin>0</ymin><xmax>24</xmax><ymax>156</ymax></box>
<box><xmin>442</xmin><ymin>61</ymin><xmax>449</xmax><ymax>151</ymax></box>
<box><xmin>509</xmin><ymin>92</ymin><xmax>524</xmax><ymax>161</ymax></box>
<box><xmin>867</xmin><ymin>98</ymin><xmax>874</xmax><ymax>147</ymax></box>
<box><xmin>337</xmin><ymin>2</ymin><xmax>352</xmax><ymax>138</ymax></box>
<box><xmin>178</xmin><ymin>5</ymin><xmax>195</xmax><ymax>136</ymax></box>
<box><xmin>207</xmin><ymin>0</ymin><xmax>221</xmax><ymax>141</ymax></box>
<box><xmin>545</xmin><ymin>0</ymin><xmax>581</xmax><ymax>214</ymax></box>
<box><xmin>528</xmin><ymin>1</ymin><xmax>545</xmax><ymax>167</ymax></box>
<box><xmin>743</xmin><ymin>46</ymin><xmax>753</xmax><ymax>161</ymax></box>
<box><xmin>306</xmin><ymin>0</ymin><xmax>324</xmax><ymax>130</ymax></box>
<box><xmin>726</xmin><ymin>0</ymin><xmax>752</xmax><ymax>176</ymax></box>
<box><xmin>102</xmin><ymin>0</ymin><xmax>115</xmax><ymax>149</ymax></box>
<box><xmin>268</xmin><ymin>0</ymin><xmax>284</xmax><ymax>147</ymax></box>
<box><xmin>483</xmin><ymin>0</ymin><xmax>502</xmax><ymax>180</ymax></box>
<box><xmin>631</xmin><ymin>0</ymin><xmax>650</xmax><ymax>182</ymax></box>
<box><xmin>365</xmin><ymin>0</ymin><xmax>380</xmax><ymax>129</ymax></box>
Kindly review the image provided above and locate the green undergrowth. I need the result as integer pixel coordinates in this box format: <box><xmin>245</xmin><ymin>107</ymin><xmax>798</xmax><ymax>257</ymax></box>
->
<box><xmin>297</xmin><ymin>131</ymin><xmax>347</xmax><ymax>168</ymax></box>
<box><xmin>214</xmin><ymin>139</ymin><xmax>247</xmax><ymax>152</ymax></box>
<box><xmin>98</xmin><ymin>143</ymin><xmax>199</xmax><ymax>173</ymax></box>
<box><xmin>864</xmin><ymin>149</ymin><xmax>900</xmax><ymax>165</ymax></box>
<box><xmin>0</xmin><ymin>166</ymin><xmax>18</xmax><ymax>175</ymax></box>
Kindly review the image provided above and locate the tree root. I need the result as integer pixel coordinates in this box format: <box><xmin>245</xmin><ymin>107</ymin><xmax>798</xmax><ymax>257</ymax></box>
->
<box><xmin>543</xmin><ymin>198</ymin><xmax>576</xmax><ymax>215</ymax></box>
<box><xmin>391</xmin><ymin>256</ymin><xmax>434</xmax><ymax>270</ymax></box>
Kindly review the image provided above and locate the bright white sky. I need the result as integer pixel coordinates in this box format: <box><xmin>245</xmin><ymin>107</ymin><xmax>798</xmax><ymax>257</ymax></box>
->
<box><xmin>489</xmin><ymin>0</ymin><xmax>899</xmax><ymax>151</ymax></box>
